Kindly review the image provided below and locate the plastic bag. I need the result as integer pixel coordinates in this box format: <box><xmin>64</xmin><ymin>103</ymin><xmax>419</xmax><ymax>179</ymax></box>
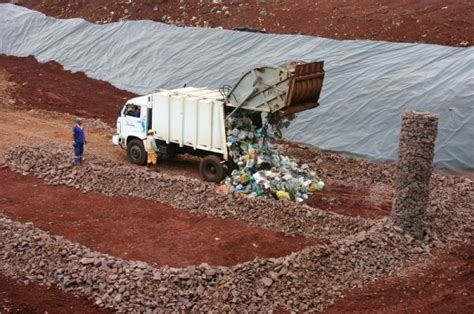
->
<box><xmin>225</xmin><ymin>111</ymin><xmax>325</xmax><ymax>202</ymax></box>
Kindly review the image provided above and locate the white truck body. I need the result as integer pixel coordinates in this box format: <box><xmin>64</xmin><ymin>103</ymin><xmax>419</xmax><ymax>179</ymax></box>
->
<box><xmin>113</xmin><ymin>87</ymin><xmax>229</xmax><ymax>160</ymax></box>
<box><xmin>151</xmin><ymin>88</ymin><xmax>228</xmax><ymax>159</ymax></box>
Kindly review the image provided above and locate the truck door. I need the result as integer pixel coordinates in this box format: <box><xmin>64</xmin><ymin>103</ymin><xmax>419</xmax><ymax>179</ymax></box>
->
<box><xmin>122</xmin><ymin>103</ymin><xmax>147</xmax><ymax>139</ymax></box>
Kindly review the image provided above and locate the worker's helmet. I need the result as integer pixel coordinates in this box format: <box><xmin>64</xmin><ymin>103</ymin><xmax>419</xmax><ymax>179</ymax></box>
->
<box><xmin>76</xmin><ymin>117</ymin><xmax>82</xmax><ymax>122</ymax></box>
<box><xmin>147</xmin><ymin>129</ymin><xmax>155</xmax><ymax>135</ymax></box>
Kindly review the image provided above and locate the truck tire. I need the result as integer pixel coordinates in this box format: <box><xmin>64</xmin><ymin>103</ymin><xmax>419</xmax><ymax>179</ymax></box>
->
<box><xmin>127</xmin><ymin>139</ymin><xmax>147</xmax><ymax>165</ymax></box>
<box><xmin>200</xmin><ymin>155</ymin><xmax>225</xmax><ymax>182</ymax></box>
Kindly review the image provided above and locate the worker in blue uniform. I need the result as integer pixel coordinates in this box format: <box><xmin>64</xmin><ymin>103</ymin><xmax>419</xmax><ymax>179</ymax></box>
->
<box><xmin>72</xmin><ymin>117</ymin><xmax>86</xmax><ymax>165</ymax></box>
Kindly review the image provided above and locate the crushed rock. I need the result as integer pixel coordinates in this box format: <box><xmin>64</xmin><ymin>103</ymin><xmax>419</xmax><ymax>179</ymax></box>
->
<box><xmin>1</xmin><ymin>143</ymin><xmax>472</xmax><ymax>311</ymax></box>
<box><xmin>0</xmin><ymin>215</ymin><xmax>434</xmax><ymax>312</ymax></box>
<box><xmin>5</xmin><ymin>144</ymin><xmax>471</xmax><ymax>244</ymax></box>
<box><xmin>4</xmin><ymin>144</ymin><xmax>372</xmax><ymax>241</ymax></box>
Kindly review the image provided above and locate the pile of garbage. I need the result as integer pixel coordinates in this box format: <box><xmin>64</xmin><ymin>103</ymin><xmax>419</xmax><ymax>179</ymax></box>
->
<box><xmin>224</xmin><ymin>112</ymin><xmax>324</xmax><ymax>202</ymax></box>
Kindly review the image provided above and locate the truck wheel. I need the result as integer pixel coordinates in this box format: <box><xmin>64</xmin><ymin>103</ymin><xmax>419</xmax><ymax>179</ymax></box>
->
<box><xmin>200</xmin><ymin>155</ymin><xmax>225</xmax><ymax>182</ymax></box>
<box><xmin>127</xmin><ymin>139</ymin><xmax>147</xmax><ymax>165</ymax></box>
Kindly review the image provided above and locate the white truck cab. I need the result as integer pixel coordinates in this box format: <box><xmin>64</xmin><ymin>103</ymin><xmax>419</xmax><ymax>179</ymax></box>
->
<box><xmin>113</xmin><ymin>96</ymin><xmax>149</xmax><ymax>145</ymax></box>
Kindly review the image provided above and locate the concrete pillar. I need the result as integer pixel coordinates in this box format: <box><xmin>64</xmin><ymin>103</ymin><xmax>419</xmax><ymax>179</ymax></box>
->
<box><xmin>391</xmin><ymin>110</ymin><xmax>438</xmax><ymax>240</ymax></box>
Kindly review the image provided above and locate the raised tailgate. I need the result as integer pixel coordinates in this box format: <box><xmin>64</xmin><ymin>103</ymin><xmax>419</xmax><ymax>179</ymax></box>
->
<box><xmin>281</xmin><ymin>61</ymin><xmax>325</xmax><ymax>116</ymax></box>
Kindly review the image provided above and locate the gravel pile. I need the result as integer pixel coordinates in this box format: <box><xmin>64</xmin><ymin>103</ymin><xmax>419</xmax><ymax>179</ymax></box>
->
<box><xmin>0</xmin><ymin>214</ymin><xmax>432</xmax><ymax>312</ymax></box>
<box><xmin>23</xmin><ymin>109</ymin><xmax>115</xmax><ymax>134</ymax></box>
<box><xmin>4</xmin><ymin>144</ymin><xmax>371</xmax><ymax>241</ymax></box>
<box><xmin>392</xmin><ymin>111</ymin><xmax>438</xmax><ymax>239</ymax></box>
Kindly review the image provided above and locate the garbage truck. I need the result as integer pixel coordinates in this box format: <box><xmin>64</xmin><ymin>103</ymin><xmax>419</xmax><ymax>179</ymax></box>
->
<box><xmin>112</xmin><ymin>61</ymin><xmax>325</xmax><ymax>182</ymax></box>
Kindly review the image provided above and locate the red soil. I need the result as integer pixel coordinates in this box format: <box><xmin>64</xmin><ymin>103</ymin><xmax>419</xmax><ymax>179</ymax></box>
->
<box><xmin>6</xmin><ymin>0</ymin><xmax>473</xmax><ymax>47</ymax></box>
<box><xmin>0</xmin><ymin>273</ymin><xmax>108</xmax><ymax>314</ymax></box>
<box><xmin>327</xmin><ymin>242</ymin><xmax>474</xmax><ymax>313</ymax></box>
<box><xmin>305</xmin><ymin>184</ymin><xmax>393</xmax><ymax>218</ymax></box>
<box><xmin>0</xmin><ymin>55</ymin><xmax>136</xmax><ymax>125</ymax></box>
<box><xmin>0</xmin><ymin>168</ymin><xmax>315</xmax><ymax>268</ymax></box>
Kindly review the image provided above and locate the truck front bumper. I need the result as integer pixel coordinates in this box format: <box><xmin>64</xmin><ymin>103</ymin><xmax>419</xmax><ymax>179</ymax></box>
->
<box><xmin>112</xmin><ymin>134</ymin><xmax>121</xmax><ymax>145</ymax></box>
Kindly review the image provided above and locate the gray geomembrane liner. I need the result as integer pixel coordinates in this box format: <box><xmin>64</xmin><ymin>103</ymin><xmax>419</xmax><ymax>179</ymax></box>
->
<box><xmin>1</xmin><ymin>4</ymin><xmax>473</xmax><ymax>169</ymax></box>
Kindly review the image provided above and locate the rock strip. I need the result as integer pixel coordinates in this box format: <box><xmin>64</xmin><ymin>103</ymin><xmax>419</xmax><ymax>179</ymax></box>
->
<box><xmin>4</xmin><ymin>144</ymin><xmax>372</xmax><ymax>241</ymax></box>
<box><xmin>5</xmin><ymin>144</ymin><xmax>471</xmax><ymax>245</ymax></box>
<box><xmin>0</xmin><ymin>215</ymin><xmax>432</xmax><ymax>312</ymax></box>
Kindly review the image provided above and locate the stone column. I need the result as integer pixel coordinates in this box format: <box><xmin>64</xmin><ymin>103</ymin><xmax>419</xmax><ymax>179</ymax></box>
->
<box><xmin>391</xmin><ymin>110</ymin><xmax>438</xmax><ymax>240</ymax></box>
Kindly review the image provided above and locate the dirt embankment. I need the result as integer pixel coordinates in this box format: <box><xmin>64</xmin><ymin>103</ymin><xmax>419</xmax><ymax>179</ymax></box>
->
<box><xmin>4</xmin><ymin>0</ymin><xmax>473</xmax><ymax>47</ymax></box>
<box><xmin>0</xmin><ymin>55</ymin><xmax>136</xmax><ymax>126</ymax></box>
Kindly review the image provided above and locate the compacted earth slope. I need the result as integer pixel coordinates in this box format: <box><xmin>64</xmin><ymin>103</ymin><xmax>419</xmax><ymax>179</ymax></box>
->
<box><xmin>3</xmin><ymin>0</ymin><xmax>473</xmax><ymax>46</ymax></box>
